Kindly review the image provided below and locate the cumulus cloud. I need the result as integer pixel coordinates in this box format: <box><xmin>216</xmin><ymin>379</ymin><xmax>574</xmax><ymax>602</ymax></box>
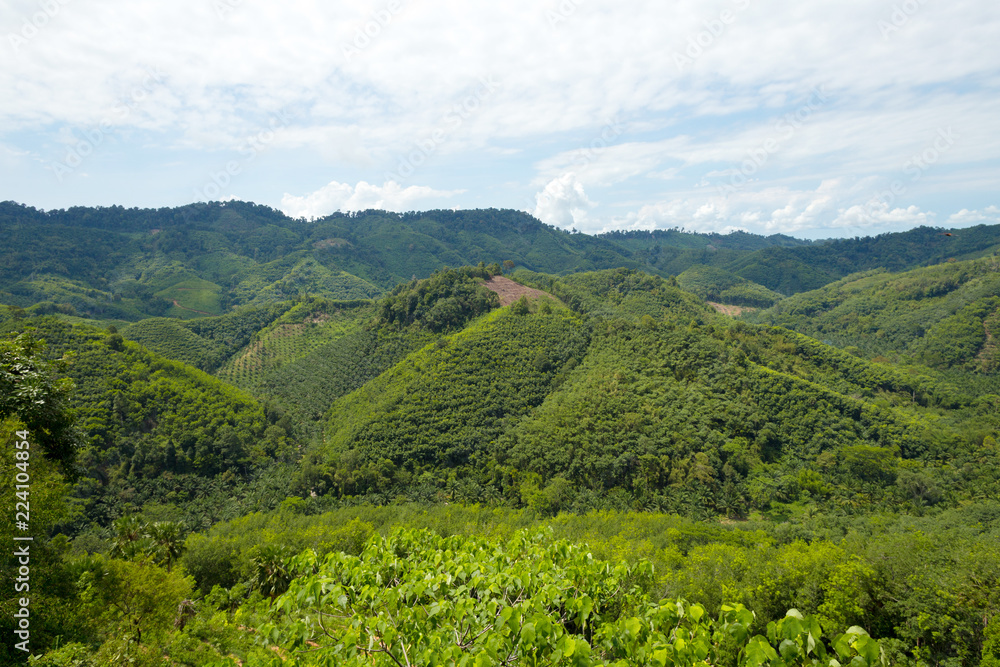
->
<box><xmin>947</xmin><ymin>206</ymin><xmax>1000</xmax><ymax>227</ymax></box>
<box><xmin>280</xmin><ymin>180</ymin><xmax>464</xmax><ymax>219</ymax></box>
<box><xmin>2</xmin><ymin>0</ymin><xmax>999</xmax><ymax>232</ymax></box>
<box><xmin>603</xmin><ymin>180</ymin><xmax>925</xmax><ymax>237</ymax></box>
<box><xmin>532</xmin><ymin>173</ymin><xmax>595</xmax><ymax>228</ymax></box>
<box><xmin>832</xmin><ymin>202</ymin><xmax>934</xmax><ymax>230</ymax></box>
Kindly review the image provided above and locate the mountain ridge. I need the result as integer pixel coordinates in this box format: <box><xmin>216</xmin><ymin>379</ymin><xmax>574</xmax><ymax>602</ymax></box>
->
<box><xmin>5</xmin><ymin>199</ymin><xmax>999</xmax><ymax>321</ymax></box>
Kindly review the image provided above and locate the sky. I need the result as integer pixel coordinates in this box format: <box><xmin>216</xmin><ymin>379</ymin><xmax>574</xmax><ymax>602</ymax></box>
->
<box><xmin>1</xmin><ymin>0</ymin><xmax>999</xmax><ymax>239</ymax></box>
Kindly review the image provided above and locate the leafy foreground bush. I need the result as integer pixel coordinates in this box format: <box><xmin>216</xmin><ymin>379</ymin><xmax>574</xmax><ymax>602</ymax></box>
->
<box><xmin>223</xmin><ymin>528</ymin><xmax>884</xmax><ymax>666</ymax></box>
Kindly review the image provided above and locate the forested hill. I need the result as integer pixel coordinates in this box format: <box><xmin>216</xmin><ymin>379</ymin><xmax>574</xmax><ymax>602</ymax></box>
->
<box><xmin>744</xmin><ymin>256</ymin><xmax>1000</xmax><ymax>387</ymax></box>
<box><xmin>0</xmin><ymin>201</ymin><xmax>645</xmax><ymax>321</ymax></box>
<box><xmin>308</xmin><ymin>267</ymin><xmax>999</xmax><ymax>517</ymax></box>
<box><xmin>4</xmin><ymin>199</ymin><xmax>999</xmax><ymax>322</ymax></box>
<box><xmin>4</xmin><ymin>263</ymin><xmax>1000</xmax><ymax>666</ymax></box>
<box><xmin>605</xmin><ymin>224</ymin><xmax>1000</xmax><ymax>295</ymax></box>
<box><xmin>8</xmin><ymin>263</ymin><xmax>995</xmax><ymax>529</ymax></box>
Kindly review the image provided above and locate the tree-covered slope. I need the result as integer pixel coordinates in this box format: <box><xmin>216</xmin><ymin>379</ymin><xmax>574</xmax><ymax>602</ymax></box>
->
<box><xmin>120</xmin><ymin>301</ymin><xmax>293</xmax><ymax>371</ymax></box>
<box><xmin>321</xmin><ymin>305</ymin><xmax>591</xmax><ymax>492</ymax></box>
<box><xmin>9</xmin><ymin>264</ymin><xmax>1000</xmax><ymax>667</ymax></box>
<box><xmin>308</xmin><ymin>267</ymin><xmax>998</xmax><ymax>519</ymax></box>
<box><xmin>0</xmin><ymin>201</ymin><xmax>647</xmax><ymax>319</ymax></box>
<box><xmin>6</xmin><ymin>200</ymin><xmax>1000</xmax><ymax>323</ymax></box>
<box><xmin>0</xmin><ymin>318</ymin><xmax>301</xmax><ymax>528</ymax></box>
<box><xmin>598</xmin><ymin>228</ymin><xmax>812</xmax><ymax>281</ymax></box>
<box><xmin>724</xmin><ymin>225</ymin><xmax>1000</xmax><ymax>294</ymax></box>
<box><xmin>676</xmin><ymin>265</ymin><xmax>785</xmax><ymax>308</ymax></box>
<box><xmin>744</xmin><ymin>257</ymin><xmax>1000</xmax><ymax>378</ymax></box>
<box><xmin>214</xmin><ymin>298</ymin><xmax>424</xmax><ymax>434</ymax></box>
<box><xmin>210</xmin><ymin>266</ymin><xmax>511</xmax><ymax>438</ymax></box>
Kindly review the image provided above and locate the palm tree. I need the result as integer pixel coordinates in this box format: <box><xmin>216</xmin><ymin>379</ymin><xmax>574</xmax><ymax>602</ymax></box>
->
<box><xmin>110</xmin><ymin>515</ymin><xmax>151</xmax><ymax>560</ymax></box>
<box><xmin>148</xmin><ymin>521</ymin><xmax>186</xmax><ymax>572</ymax></box>
<box><xmin>250</xmin><ymin>544</ymin><xmax>295</xmax><ymax>600</ymax></box>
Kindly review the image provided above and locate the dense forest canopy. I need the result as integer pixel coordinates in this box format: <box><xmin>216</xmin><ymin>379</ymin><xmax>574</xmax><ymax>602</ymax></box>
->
<box><xmin>2</xmin><ymin>203</ymin><xmax>1000</xmax><ymax>666</ymax></box>
<box><xmin>3</xmin><ymin>200</ymin><xmax>998</xmax><ymax>319</ymax></box>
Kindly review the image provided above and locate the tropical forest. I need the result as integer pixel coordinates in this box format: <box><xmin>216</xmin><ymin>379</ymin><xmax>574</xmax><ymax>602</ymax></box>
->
<box><xmin>2</xmin><ymin>200</ymin><xmax>1000</xmax><ymax>667</ymax></box>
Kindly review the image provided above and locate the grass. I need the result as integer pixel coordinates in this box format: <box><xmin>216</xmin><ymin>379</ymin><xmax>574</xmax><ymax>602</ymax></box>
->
<box><xmin>155</xmin><ymin>278</ymin><xmax>223</xmax><ymax>318</ymax></box>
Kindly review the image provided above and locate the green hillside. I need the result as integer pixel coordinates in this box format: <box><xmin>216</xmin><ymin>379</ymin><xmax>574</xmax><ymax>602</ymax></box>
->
<box><xmin>7</xmin><ymin>207</ymin><xmax>1000</xmax><ymax>667</ymax></box>
<box><xmin>0</xmin><ymin>317</ymin><xmax>302</xmax><ymax>529</ymax></box>
<box><xmin>604</xmin><ymin>223</ymin><xmax>1000</xmax><ymax>295</ymax></box>
<box><xmin>213</xmin><ymin>266</ymin><xmax>511</xmax><ymax>437</ymax></box>
<box><xmin>121</xmin><ymin>302</ymin><xmax>293</xmax><ymax>371</ymax></box>
<box><xmin>0</xmin><ymin>201</ymin><xmax>648</xmax><ymax>319</ymax></box>
<box><xmin>744</xmin><ymin>257</ymin><xmax>1000</xmax><ymax>383</ymax></box>
<box><xmin>724</xmin><ymin>225</ymin><xmax>1000</xmax><ymax>294</ymax></box>
<box><xmin>308</xmin><ymin>267</ymin><xmax>997</xmax><ymax>522</ymax></box>
<box><xmin>323</xmin><ymin>306</ymin><xmax>591</xmax><ymax>492</ymax></box>
<box><xmin>214</xmin><ymin>298</ymin><xmax>420</xmax><ymax>433</ymax></box>
<box><xmin>676</xmin><ymin>265</ymin><xmax>785</xmax><ymax>308</ymax></box>
<box><xmin>599</xmin><ymin>229</ymin><xmax>811</xmax><ymax>279</ymax></box>
<box><xmin>5</xmin><ymin>201</ymin><xmax>1000</xmax><ymax>325</ymax></box>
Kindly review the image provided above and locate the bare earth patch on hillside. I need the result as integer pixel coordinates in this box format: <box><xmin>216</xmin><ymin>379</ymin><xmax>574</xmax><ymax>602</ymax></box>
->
<box><xmin>170</xmin><ymin>299</ymin><xmax>215</xmax><ymax>317</ymax></box>
<box><xmin>977</xmin><ymin>311</ymin><xmax>999</xmax><ymax>372</ymax></box>
<box><xmin>483</xmin><ymin>276</ymin><xmax>552</xmax><ymax>307</ymax></box>
<box><xmin>708</xmin><ymin>302</ymin><xmax>757</xmax><ymax>317</ymax></box>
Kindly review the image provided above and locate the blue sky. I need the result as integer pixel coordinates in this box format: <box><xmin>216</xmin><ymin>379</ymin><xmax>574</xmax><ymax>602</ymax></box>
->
<box><xmin>1</xmin><ymin>0</ymin><xmax>998</xmax><ymax>238</ymax></box>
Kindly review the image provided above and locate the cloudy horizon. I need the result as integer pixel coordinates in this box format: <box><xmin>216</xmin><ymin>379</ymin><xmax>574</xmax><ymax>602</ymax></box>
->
<box><xmin>2</xmin><ymin>0</ymin><xmax>999</xmax><ymax>239</ymax></box>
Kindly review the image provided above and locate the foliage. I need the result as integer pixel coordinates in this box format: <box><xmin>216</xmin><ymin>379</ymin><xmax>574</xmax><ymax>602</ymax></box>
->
<box><xmin>0</xmin><ymin>202</ymin><xmax>652</xmax><ymax>320</ymax></box>
<box><xmin>122</xmin><ymin>301</ymin><xmax>291</xmax><ymax>372</ymax></box>
<box><xmin>6</xmin><ymin>237</ymin><xmax>1000</xmax><ymax>667</ymax></box>
<box><xmin>0</xmin><ymin>317</ymin><xmax>301</xmax><ymax>531</ymax></box>
<box><xmin>214</xmin><ymin>298</ymin><xmax>428</xmax><ymax>437</ymax></box>
<box><xmin>746</xmin><ymin>258</ymin><xmax>1000</xmax><ymax>375</ymax></box>
<box><xmin>254</xmin><ymin>527</ymin><xmax>885</xmax><ymax>667</ymax></box>
<box><xmin>0</xmin><ymin>334</ymin><xmax>85</xmax><ymax>663</ymax></box>
<box><xmin>378</xmin><ymin>265</ymin><xmax>500</xmax><ymax>332</ymax></box>
<box><xmin>677</xmin><ymin>265</ymin><xmax>785</xmax><ymax>307</ymax></box>
<box><xmin>322</xmin><ymin>305</ymin><xmax>590</xmax><ymax>492</ymax></box>
<box><xmin>108</xmin><ymin>515</ymin><xmax>187</xmax><ymax>571</ymax></box>
<box><xmin>76</xmin><ymin>555</ymin><xmax>194</xmax><ymax>661</ymax></box>
<box><xmin>0</xmin><ymin>331</ymin><xmax>80</xmax><ymax>469</ymax></box>
<box><xmin>723</xmin><ymin>225</ymin><xmax>1000</xmax><ymax>294</ymax></box>
<box><xmin>3</xmin><ymin>202</ymin><xmax>999</xmax><ymax>327</ymax></box>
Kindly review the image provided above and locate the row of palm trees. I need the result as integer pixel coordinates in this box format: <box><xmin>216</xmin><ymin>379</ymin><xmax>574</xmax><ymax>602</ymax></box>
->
<box><xmin>110</xmin><ymin>514</ymin><xmax>294</xmax><ymax>599</ymax></box>
<box><xmin>109</xmin><ymin>515</ymin><xmax>185</xmax><ymax>571</ymax></box>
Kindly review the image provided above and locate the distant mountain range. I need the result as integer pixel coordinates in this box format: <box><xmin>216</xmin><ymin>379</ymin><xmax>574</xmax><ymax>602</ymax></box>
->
<box><xmin>3</xmin><ymin>200</ymin><xmax>998</xmax><ymax>321</ymax></box>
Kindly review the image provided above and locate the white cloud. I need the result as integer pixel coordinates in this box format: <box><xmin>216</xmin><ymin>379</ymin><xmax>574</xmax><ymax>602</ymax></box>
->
<box><xmin>2</xmin><ymin>0</ymin><xmax>999</xmax><ymax>233</ymax></box>
<box><xmin>947</xmin><ymin>206</ymin><xmax>1000</xmax><ymax>227</ymax></box>
<box><xmin>833</xmin><ymin>202</ymin><xmax>934</xmax><ymax>230</ymax></box>
<box><xmin>601</xmin><ymin>179</ymin><xmax>932</xmax><ymax>237</ymax></box>
<box><xmin>532</xmin><ymin>173</ymin><xmax>595</xmax><ymax>228</ymax></box>
<box><xmin>280</xmin><ymin>180</ymin><xmax>464</xmax><ymax>219</ymax></box>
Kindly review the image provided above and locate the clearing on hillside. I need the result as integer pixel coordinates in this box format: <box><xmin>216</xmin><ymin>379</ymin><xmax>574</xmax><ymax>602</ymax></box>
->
<box><xmin>483</xmin><ymin>276</ymin><xmax>553</xmax><ymax>306</ymax></box>
<box><xmin>708</xmin><ymin>301</ymin><xmax>757</xmax><ymax>317</ymax></box>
